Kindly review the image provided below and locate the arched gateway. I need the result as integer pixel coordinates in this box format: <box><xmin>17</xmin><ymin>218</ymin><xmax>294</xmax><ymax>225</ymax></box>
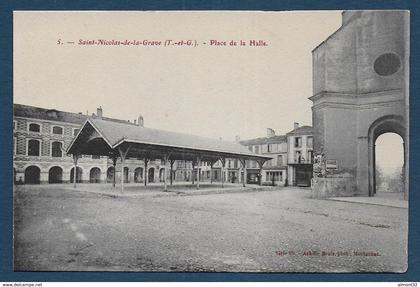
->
<box><xmin>368</xmin><ymin>115</ymin><xmax>406</xmax><ymax>197</ymax></box>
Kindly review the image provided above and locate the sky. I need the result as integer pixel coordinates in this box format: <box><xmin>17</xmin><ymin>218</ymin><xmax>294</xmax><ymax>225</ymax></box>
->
<box><xmin>376</xmin><ymin>133</ymin><xmax>404</xmax><ymax>176</ymax></box>
<box><xmin>14</xmin><ymin>11</ymin><xmax>343</xmax><ymax>141</ymax></box>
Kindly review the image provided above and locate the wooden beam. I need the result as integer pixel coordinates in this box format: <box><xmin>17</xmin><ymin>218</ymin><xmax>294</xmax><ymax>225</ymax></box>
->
<box><xmin>118</xmin><ymin>145</ymin><xmax>131</xmax><ymax>193</ymax></box>
<box><xmin>241</xmin><ymin>159</ymin><xmax>247</xmax><ymax>187</ymax></box>
<box><xmin>191</xmin><ymin>160</ymin><xmax>195</xmax><ymax>185</ymax></box>
<box><xmin>72</xmin><ymin>154</ymin><xmax>80</xmax><ymax>188</ymax></box>
<box><xmin>163</xmin><ymin>154</ymin><xmax>168</xmax><ymax>192</ymax></box>
<box><xmin>144</xmin><ymin>157</ymin><xmax>149</xmax><ymax>187</ymax></box>
<box><xmin>111</xmin><ymin>155</ymin><xmax>117</xmax><ymax>189</ymax></box>
<box><xmin>196</xmin><ymin>156</ymin><xmax>201</xmax><ymax>189</ymax></box>
<box><xmin>219</xmin><ymin>157</ymin><xmax>226</xmax><ymax>188</ymax></box>
<box><xmin>169</xmin><ymin>159</ymin><xmax>175</xmax><ymax>186</ymax></box>
<box><xmin>257</xmin><ymin>160</ymin><xmax>265</xmax><ymax>186</ymax></box>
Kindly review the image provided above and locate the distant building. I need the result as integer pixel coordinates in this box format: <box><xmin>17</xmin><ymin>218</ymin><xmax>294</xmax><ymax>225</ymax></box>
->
<box><xmin>13</xmin><ymin>104</ymin><xmax>161</xmax><ymax>184</ymax></box>
<box><xmin>286</xmin><ymin>123</ymin><xmax>314</xmax><ymax>187</ymax></box>
<box><xmin>240</xmin><ymin>124</ymin><xmax>313</xmax><ymax>187</ymax></box>
<box><xmin>240</xmin><ymin>128</ymin><xmax>288</xmax><ymax>186</ymax></box>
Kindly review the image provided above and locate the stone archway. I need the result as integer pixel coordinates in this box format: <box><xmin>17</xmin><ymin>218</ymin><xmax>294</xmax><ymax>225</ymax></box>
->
<box><xmin>148</xmin><ymin>168</ymin><xmax>155</xmax><ymax>183</ymax></box>
<box><xmin>49</xmin><ymin>166</ymin><xmax>63</xmax><ymax>183</ymax></box>
<box><xmin>159</xmin><ymin>168</ymin><xmax>165</xmax><ymax>182</ymax></box>
<box><xmin>368</xmin><ymin>115</ymin><xmax>406</xmax><ymax>197</ymax></box>
<box><xmin>106</xmin><ymin>167</ymin><xmax>114</xmax><ymax>183</ymax></box>
<box><xmin>25</xmin><ymin>166</ymin><xmax>40</xmax><ymax>184</ymax></box>
<box><xmin>134</xmin><ymin>167</ymin><xmax>143</xmax><ymax>183</ymax></box>
<box><xmin>89</xmin><ymin>167</ymin><xmax>101</xmax><ymax>183</ymax></box>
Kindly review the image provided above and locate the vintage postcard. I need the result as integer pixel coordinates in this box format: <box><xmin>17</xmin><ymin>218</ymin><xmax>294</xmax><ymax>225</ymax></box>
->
<box><xmin>13</xmin><ymin>10</ymin><xmax>409</xmax><ymax>272</ymax></box>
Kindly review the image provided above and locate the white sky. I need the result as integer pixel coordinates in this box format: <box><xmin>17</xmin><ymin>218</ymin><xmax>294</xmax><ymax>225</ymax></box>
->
<box><xmin>14</xmin><ymin>11</ymin><xmax>342</xmax><ymax>141</ymax></box>
<box><xmin>376</xmin><ymin>133</ymin><xmax>404</xmax><ymax>175</ymax></box>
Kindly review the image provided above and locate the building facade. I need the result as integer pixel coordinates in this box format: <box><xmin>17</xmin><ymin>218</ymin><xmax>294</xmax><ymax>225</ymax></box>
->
<box><xmin>286</xmin><ymin>123</ymin><xmax>314</xmax><ymax>187</ymax></box>
<box><xmin>240</xmin><ymin>128</ymin><xmax>288</xmax><ymax>186</ymax></box>
<box><xmin>310</xmin><ymin>11</ymin><xmax>408</xmax><ymax>198</ymax></box>
<box><xmin>13</xmin><ymin>104</ymin><xmax>166</xmax><ymax>185</ymax></box>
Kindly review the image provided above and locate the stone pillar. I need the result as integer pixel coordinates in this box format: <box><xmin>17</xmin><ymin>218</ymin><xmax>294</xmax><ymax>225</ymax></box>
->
<box><xmin>40</xmin><ymin>171</ymin><xmax>49</xmax><ymax>184</ymax></box>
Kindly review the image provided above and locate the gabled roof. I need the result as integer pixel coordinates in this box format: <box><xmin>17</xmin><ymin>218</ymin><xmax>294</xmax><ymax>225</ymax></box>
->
<box><xmin>286</xmin><ymin>125</ymin><xmax>313</xmax><ymax>136</ymax></box>
<box><xmin>240</xmin><ymin>135</ymin><xmax>287</xmax><ymax>146</ymax></box>
<box><xmin>67</xmin><ymin>117</ymin><xmax>272</xmax><ymax>161</ymax></box>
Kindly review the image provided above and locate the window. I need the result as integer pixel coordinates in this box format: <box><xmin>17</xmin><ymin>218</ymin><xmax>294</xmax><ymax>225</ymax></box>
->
<box><xmin>73</xmin><ymin>128</ymin><xmax>80</xmax><ymax>136</ymax></box>
<box><xmin>374</xmin><ymin>53</ymin><xmax>401</xmax><ymax>76</ymax></box>
<box><xmin>277</xmin><ymin>155</ymin><xmax>283</xmax><ymax>166</ymax></box>
<box><xmin>308</xmin><ymin>151</ymin><xmax>314</xmax><ymax>163</ymax></box>
<box><xmin>294</xmin><ymin>137</ymin><xmax>302</xmax><ymax>148</ymax></box>
<box><xmin>307</xmin><ymin>136</ymin><xmax>313</xmax><ymax>148</ymax></box>
<box><xmin>51</xmin><ymin>141</ymin><xmax>63</xmax><ymax>157</ymax></box>
<box><xmin>52</xmin><ymin>126</ymin><xmax>63</xmax><ymax>135</ymax></box>
<box><xmin>248</xmin><ymin>146</ymin><xmax>253</xmax><ymax>152</ymax></box>
<box><xmin>267</xmin><ymin>171</ymin><xmax>281</xmax><ymax>182</ymax></box>
<box><xmin>92</xmin><ymin>155</ymin><xmax>100</xmax><ymax>159</ymax></box>
<box><xmin>28</xmin><ymin>123</ymin><xmax>40</xmax><ymax>132</ymax></box>
<box><xmin>267</xmin><ymin>144</ymin><xmax>271</xmax><ymax>153</ymax></box>
<box><xmin>28</xmin><ymin>139</ymin><xmax>40</xmax><ymax>156</ymax></box>
<box><xmin>295</xmin><ymin>151</ymin><xmax>302</xmax><ymax>163</ymax></box>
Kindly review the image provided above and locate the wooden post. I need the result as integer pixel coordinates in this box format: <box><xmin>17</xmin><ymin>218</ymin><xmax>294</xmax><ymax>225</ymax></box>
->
<box><xmin>112</xmin><ymin>155</ymin><xmax>117</xmax><ymax>189</ymax></box>
<box><xmin>196</xmin><ymin>156</ymin><xmax>201</xmax><ymax>189</ymax></box>
<box><xmin>241</xmin><ymin>159</ymin><xmax>247</xmax><ymax>187</ymax></box>
<box><xmin>220</xmin><ymin>157</ymin><xmax>225</xmax><ymax>188</ymax></box>
<box><xmin>144</xmin><ymin>158</ymin><xmax>149</xmax><ymax>187</ymax></box>
<box><xmin>118</xmin><ymin>145</ymin><xmax>131</xmax><ymax>193</ymax></box>
<box><xmin>170</xmin><ymin>159</ymin><xmax>175</xmax><ymax>186</ymax></box>
<box><xmin>72</xmin><ymin>154</ymin><xmax>80</xmax><ymax>188</ymax></box>
<box><xmin>191</xmin><ymin>160</ymin><xmax>195</xmax><ymax>185</ymax></box>
<box><xmin>163</xmin><ymin>154</ymin><xmax>168</xmax><ymax>192</ymax></box>
<box><xmin>257</xmin><ymin>160</ymin><xmax>264</xmax><ymax>186</ymax></box>
<box><xmin>210</xmin><ymin>161</ymin><xmax>214</xmax><ymax>184</ymax></box>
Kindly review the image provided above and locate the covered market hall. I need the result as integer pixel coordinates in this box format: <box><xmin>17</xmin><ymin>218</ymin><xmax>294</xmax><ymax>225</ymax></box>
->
<box><xmin>67</xmin><ymin>117</ymin><xmax>272</xmax><ymax>192</ymax></box>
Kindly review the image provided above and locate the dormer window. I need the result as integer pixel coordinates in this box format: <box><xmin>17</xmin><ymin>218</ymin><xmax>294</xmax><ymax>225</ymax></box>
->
<box><xmin>46</xmin><ymin>109</ymin><xmax>59</xmax><ymax>118</ymax></box>
<box><xmin>28</xmin><ymin>123</ymin><xmax>40</xmax><ymax>132</ymax></box>
<box><xmin>52</xmin><ymin>126</ymin><xmax>63</xmax><ymax>135</ymax></box>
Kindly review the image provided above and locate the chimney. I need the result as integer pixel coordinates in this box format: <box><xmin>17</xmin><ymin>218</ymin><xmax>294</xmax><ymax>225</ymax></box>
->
<box><xmin>138</xmin><ymin>115</ymin><xmax>144</xmax><ymax>127</ymax></box>
<box><xmin>267</xmin><ymin>128</ymin><xmax>275</xmax><ymax>138</ymax></box>
<box><xmin>235</xmin><ymin>135</ymin><xmax>240</xmax><ymax>142</ymax></box>
<box><xmin>97</xmin><ymin>106</ymin><xmax>103</xmax><ymax>118</ymax></box>
<box><xmin>294</xmin><ymin>122</ymin><xmax>299</xmax><ymax>130</ymax></box>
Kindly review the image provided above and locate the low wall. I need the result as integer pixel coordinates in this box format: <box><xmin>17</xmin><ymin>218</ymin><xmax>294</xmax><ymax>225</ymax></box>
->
<box><xmin>311</xmin><ymin>173</ymin><xmax>357</xmax><ymax>199</ymax></box>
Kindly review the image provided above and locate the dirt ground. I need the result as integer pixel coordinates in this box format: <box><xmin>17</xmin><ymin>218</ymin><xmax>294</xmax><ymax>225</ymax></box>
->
<box><xmin>13</xmin><ymin>184</ymin><xmax>408</xmax><ymax>272</ymax></box>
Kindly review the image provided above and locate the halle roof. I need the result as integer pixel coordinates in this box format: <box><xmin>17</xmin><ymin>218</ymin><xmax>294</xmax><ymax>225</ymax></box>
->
<box><xmin>68</xmin><ymin>117</ymin><xmax>272</xmax><ymax>161</ymax></box>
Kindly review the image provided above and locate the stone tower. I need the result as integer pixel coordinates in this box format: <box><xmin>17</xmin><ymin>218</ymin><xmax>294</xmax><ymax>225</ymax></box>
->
<box><xmin>310</xmin><ymin>11</ymin><xmax>409</xmax><ymax>198</ymax></box>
